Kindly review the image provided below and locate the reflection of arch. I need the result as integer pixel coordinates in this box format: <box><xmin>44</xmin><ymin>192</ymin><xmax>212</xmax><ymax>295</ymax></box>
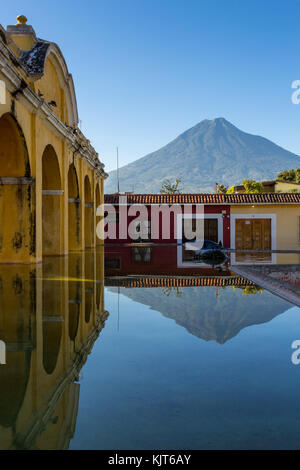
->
<box><xmin>69</xmin><ymin>301</ymin><xmax>80</xmax><ymax>341</ymax></box>
<box><xmin>68</xmin><ymin>164</ymin><xmax>81</xmax><ymax>251</ymax></box>
<box><xmin>68</xmin><ymin>255</ymin><xmax>81</xmax><ymax>341</ymax></box>
<box><xmin>85</xmin><ymin>290</ymin><xmax>92</xmax><ymax>323</ymax></box>
<box><xmin>84</xmin><ymin>176</ymin><xmax>94</xmax><ymax>248</ymax></box>
<box><xmin>84</xmin><ymin>251</ymin><xmax>94</xmax><ymax>323</ymax></box>
<box><xmin>43</xmin><ymin>320</ymin><xmax>62</xmax><ymax>375</ymax></box>
<box><xmin>0</xmin><ymin>351</ymin><xmax>31</xmax><ymax>428</ymax></box>
<box><xmin>42</xmin><ymin>145</ymin><xmax>62</xmax><ymax>256</ymax></box>
<box><xmin>42</xmin><ymin>262</ymin><xmax>62</xmax><ymax>374</ymax></box>
<box><xmin>0</xmin><ymin>113</ymin><xmax>34</xmax><ymax>262</ymax></box>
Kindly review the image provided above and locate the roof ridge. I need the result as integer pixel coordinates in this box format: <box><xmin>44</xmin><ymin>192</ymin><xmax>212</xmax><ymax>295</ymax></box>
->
<box><xmin>104</xmin><ymin>192</ymin><xmax>300</xmax><ymax>204</ymax></box>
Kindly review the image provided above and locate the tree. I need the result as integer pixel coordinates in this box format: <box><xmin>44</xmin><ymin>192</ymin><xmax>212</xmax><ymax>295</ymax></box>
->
<box><xmin>242</xmin><ymin>179</ymin><xmax>263</xmax><ymax>193</ymax></box>
<box><xmin>226</xmin><ymin>185</ymin><xmax>235</xmax><ymax>194</ymax></box>
<box><xmin>242</xmin><ymin>286</ymin><xmax>263</xmax><ymax>295</ymax></box>
<box><xmin>160</xmin><ymin>178</ymin><xmax>183</xmax><ymax>194</ymax></box>
<box><xmin>277</xmin><ymin>168</ymin><xmax>300</xmax><ymax>183</ymax></box>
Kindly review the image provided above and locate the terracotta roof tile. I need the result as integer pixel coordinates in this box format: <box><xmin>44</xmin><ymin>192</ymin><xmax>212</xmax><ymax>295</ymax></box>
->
<box><xmin>104</xmin><ymin>193</ymin><xmax>300</xmax><ymax>205</ymax></box>
<box><xmin>105</xmin><ymin>276</ymin><xmax>254</xmax><ymax>288</ymax></box>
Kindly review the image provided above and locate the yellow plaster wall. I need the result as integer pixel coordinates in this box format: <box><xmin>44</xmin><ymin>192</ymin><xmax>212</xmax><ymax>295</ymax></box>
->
<box><xmin>275</xmin><ymin>181</ymin><xmax>300</xmax><ymax>193</ymax></box>
<box><xmin>0</xmin><ymin>22</ymin><xmax>104</xmax><ymax>263</ymax></box>
<box><xmin>231</xmin><ymin>204</ymin><xmax>300</xmax><ymax>251</ymax></box>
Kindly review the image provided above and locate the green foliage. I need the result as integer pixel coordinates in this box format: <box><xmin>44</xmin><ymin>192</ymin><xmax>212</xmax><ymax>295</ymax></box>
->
<box><xmin>161</xmin><ymin>287</ymin><xmax>182</xmax><ymax>298</ymax></box>
<box><xmin>242</xmin><ymin>179</ymin><xmax>264</xmax><ymax>193</ymax></box>
<box><xmin>242</xmin><ymin>286</ymin><xmax>263</xmax><ymax>295</ymax></box>
<box><xmin>160</xmin><ymin>178</ymin><xmax>183</xmax><ymax>194</ymax></box>
<box><xmin>226</xmin><ymin>185</ymin><xmax>235</xmax><ymax>194</ymax></box>
<box><xmin>277</xmin><ymin>168</ymin><xmax>300</xmax><ymax>183</ymax></box>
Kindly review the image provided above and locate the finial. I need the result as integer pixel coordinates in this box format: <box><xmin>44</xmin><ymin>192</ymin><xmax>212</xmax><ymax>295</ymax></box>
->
<box><xmin>16</xmin><ymin>15</ymin><xmax>28</xmax><ymax>25</ymax></box>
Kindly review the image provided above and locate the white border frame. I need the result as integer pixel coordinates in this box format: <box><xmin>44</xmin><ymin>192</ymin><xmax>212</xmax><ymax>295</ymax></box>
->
<box><xmin>176</xmin><ymin>213</ymin><xmax>224</xmax><ymax>268</ymax></box>
<box><xmin>230</xmin><ymin>213</ymin><xmax>277</xmax><ymax>265</ymax></box>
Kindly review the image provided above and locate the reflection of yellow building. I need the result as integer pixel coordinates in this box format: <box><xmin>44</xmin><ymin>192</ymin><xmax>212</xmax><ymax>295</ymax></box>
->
<box><xmin>0</xmin><ymin>248</ymin><xmax>108</xmax><ymax>450</ymax></box>
<box><xmin>0</xmin><ymin>16</ymin><xmax>107</xmax><ymax>263</ymax></box>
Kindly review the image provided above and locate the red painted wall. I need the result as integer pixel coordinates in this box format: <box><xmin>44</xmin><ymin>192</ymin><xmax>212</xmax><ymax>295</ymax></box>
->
<box><xmin>104</xmin><ymin>245</ymin><xmax>231</xmax><ymax>277</ymax></box>
<box><xmin>104</xmin><ymin>203</ymin><xmax>231</xmax><ymax>247</ymax></box>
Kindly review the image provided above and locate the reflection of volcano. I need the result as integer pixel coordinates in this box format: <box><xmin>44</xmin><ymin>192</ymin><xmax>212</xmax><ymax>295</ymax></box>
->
<box><xmin>109</xmin><ymin>285</ymin><xmax>292</xmax><ymax>343</ymax></box>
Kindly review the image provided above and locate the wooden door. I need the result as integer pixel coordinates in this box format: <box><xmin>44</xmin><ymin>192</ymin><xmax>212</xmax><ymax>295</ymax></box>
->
<box><xmin>235</xmin><ymin>218</ymin><xmax>271</xmax><ymax>260</ymax></box>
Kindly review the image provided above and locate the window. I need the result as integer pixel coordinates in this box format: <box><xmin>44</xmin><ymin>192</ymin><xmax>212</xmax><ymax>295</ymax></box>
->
<box><xmin>132</xmin><ymin>247</ymin><xmax>152</xmax><ymax>263</ymax></box>
<box><xmin>104</xmin><ymin>258</ymin><xmax>121</xmax><ymax>269</ymax></box>
<box><xmin>182</xmin><ymin>218</ymin><xmax>218</xmax><ymax>243</ymax></box>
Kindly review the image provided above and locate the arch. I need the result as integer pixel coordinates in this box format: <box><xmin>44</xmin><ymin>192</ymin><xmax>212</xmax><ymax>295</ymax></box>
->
<box><xmin>68</xmin><ymin>164</ymin><xmax>81</xmax><ymax>251</ymax></box>
<box><xmin>84</xmin><ymin>175</ymin><xmax>94</xmax><ymax>248</ymax></box>
<box><xmin>28</xmin><ymin>42</ymin><xmax>79</xmax><ymax>126</ymax></box>
<box><xmin>0</xmin><ymin>113</ymin><xmax>30</xmax><ymax>177</ymax></box>
<box><xmin>95</xmin><ymin>183</ymin><xmax>101</xmax><ymax>246</ymax></box>
<box><xmin>0</xmin><ymin>113</ymin><xmax>34</xmax><ymax>263</ymax></box>
<box><xmin>42</xmin><ymin>145</ymin><xmax>62</xmax><ymax>256</ymax></box>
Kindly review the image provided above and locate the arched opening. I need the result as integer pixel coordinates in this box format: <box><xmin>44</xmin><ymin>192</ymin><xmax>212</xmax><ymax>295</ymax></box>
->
<box><xmin>84</xmin><ymin>176</ymin><xmax>94</xmax><ymax>248</ymax></box>
<box><xmin>68</xmin><ymin>164</ymin><xmax>81</xmax><ymax>251</ymax></box>
<box><xmin>0</xmin><ymin>113</ymin><xmax>34</xmax><ymax>263</ymax></box>
<box><xmin>0</xmin><ymin>113</ymin><xmax>30</xmax><ymax>177</ymax></box>
<box><xmin>42</xmin><ymin>145</ymin><xmax>62</xmax><ymax>256</ymax></box>
<box><xmin>95</xmin><ymin>183</ymin><xmax>101</xmax><ymax>246</ymax></box>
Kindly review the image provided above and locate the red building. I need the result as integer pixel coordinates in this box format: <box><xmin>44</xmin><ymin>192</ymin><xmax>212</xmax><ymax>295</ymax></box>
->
<box><xmin>104</xmin><ymin>193</ymin><xmax>231</xmax><ymax>247</ymax></box>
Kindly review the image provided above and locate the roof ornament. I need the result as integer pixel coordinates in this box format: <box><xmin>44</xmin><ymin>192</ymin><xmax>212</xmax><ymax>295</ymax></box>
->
<box><xmin>16</xmin><ymin>15</ymin><xmax>28</xmax><ymax>25</ymax></box>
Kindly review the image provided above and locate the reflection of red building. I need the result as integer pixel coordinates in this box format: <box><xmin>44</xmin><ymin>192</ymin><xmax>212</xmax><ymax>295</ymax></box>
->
<box><xmin>104</xmin><ymin>244</ymin><xmax>232</xmax><ymax>277</ymax></box>
<box><xmin>104</xmin><ymin>194</ymin><xmax>230</xmax><ymax>246</ymax></box>
<box><xmin>104</xmin><ymin>245</ymin><xmax>256</xmax><ymax>289</ymax></box>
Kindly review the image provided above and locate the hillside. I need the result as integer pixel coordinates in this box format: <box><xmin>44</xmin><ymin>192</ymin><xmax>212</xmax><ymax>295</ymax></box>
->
<box><xmin>105</xmin><ymin>118</ymin><xmax>300</xmax><ymax>193</ymax></box>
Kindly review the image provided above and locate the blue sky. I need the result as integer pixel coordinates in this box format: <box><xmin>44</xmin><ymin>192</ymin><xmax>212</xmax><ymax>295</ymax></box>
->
<box><xmin>2</xmin><ymin>0</ymin><xmax>300</xmax><ymax>171</ymax></box>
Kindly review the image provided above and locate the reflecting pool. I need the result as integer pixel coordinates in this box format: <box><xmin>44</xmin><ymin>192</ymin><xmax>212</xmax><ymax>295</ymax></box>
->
<box><xmin>0</xmin><ymin>246</ymin><xmax>300</xmax><ymax>449</ymax></box>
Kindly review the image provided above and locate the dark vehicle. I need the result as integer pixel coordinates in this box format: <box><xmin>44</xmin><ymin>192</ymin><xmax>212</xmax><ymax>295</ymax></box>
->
<box><xmin>185</xmin><ymin>239</ymin><xmax>227</xmax><ymax>265</ymax></box>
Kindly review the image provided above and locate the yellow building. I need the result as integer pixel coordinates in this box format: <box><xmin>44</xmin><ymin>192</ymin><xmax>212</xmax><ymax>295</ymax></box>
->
<box><xmin>228</xmin><ymin>193</ymin><xmax>300</xmax><ymax>264</ymax></box>
<box><xmin>0</xmin><ymin>15</ymin><xmax>107</xmax><ymax>263</ymax></box>
<box><xmin>233</xmin><ymin>180</ymin><xmax>300</xmax><ymax>193</ymax></box>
